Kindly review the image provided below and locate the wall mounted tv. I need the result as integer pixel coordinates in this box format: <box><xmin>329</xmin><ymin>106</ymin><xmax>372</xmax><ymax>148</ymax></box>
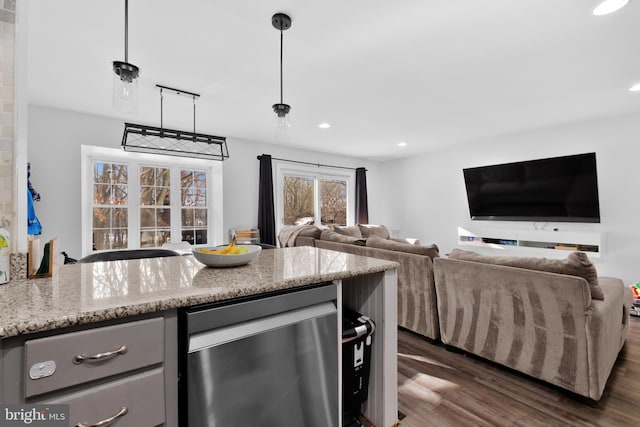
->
<box><xmin>463</xmin><ymin>152</ymin><xmax>601</xmax><ymax>223</ymax></box>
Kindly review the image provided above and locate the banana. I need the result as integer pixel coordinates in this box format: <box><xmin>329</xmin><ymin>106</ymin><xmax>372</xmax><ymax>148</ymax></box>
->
<box><xmin>217</xmin><ymin>236</ymin><xmax>237</xmax><ymax>255</ymax></box>
<box><xmin>201</xmin><ymin>237</ymin><xmax>250</xmax><ymax>255</ymax></box>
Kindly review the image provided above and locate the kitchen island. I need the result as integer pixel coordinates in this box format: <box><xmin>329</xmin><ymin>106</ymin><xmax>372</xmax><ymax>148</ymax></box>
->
<box><xmin>0</xmin><ymin>246</ymin><xmax>399</xmax><ymax>426</ymax></box>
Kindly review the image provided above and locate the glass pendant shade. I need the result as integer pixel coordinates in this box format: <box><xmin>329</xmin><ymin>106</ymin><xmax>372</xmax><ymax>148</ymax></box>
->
<box><xmin>273</xmin><ymin>103</ymin><xmax>291</xmax><ymax>137</ymax></box>
<box><xmin>113</xmin><ymin>61</ymin><xmax>139</xmax><ymax>113</ymax></box>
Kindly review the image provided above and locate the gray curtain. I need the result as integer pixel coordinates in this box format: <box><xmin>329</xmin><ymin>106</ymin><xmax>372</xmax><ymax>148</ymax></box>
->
<box><xmin>257</xmin><ymin>155</ymin><xmax>276</xmax><ymax>246</ymax></box>
<box><xmin>355</xmin><ymin>167</ymin><xmax>369</xmax><ymax>224</ymax></box>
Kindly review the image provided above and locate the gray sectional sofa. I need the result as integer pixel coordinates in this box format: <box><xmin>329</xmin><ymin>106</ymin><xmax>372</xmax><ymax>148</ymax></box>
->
<box><xmin>434</xmin><ymin>249</ymin><xmax>632</xmax><ymax>401</ymax></box>
<box><xmin>282</xmin><ymin>224</ymin><xmax>632</xmax><ymax>401</ymax></box>
<box><xmin>282</xmin><ymin>224</ymin><xmax>441</xmax><ymax>340</ymax></box>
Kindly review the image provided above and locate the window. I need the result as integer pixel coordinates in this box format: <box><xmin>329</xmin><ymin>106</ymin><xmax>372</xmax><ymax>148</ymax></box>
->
<box><xmin>180</xmin><ymin>169</ymin><xmax>208</xmax><ymax>245</ymax></box>
<box><xmin>139</xmin><ymin>166</ymin><xmax>171</xmax><ymax>248</ymax></box>
<box><xmin>82</xmin><ymin>146</ymin><xmax>223</xmax><ymax>256</ymax></box>
<box><xmin>276</xmin><ymin>162</ymin><xmax>354</xmax><ymax>233</ymax></box>
<box><xmin>92</xmin><ymin>162</ymin><xmax>128</xmax><ymax>250</ymax></box>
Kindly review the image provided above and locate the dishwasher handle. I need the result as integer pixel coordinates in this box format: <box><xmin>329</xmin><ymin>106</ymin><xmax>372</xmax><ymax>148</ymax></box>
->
<box><xmin>188</xmin><ymin>301</ymin><xmax>337</xmax><ymax>353</ymax></box>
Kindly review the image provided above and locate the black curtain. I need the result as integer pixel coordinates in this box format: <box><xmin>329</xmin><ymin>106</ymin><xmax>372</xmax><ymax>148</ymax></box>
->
<box><xmin>355</xmin><ymin>167</ymin><xmax>369</xmax><ymax>224</ymax></box>
<box><xmin>257</xmin><ymin>154</ymin><xmax>276</xmax><ymax>246</ymax></box>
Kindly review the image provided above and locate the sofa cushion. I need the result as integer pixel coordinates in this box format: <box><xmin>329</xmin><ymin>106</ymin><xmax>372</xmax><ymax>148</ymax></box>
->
<box><xmin>320</xmin><ymin>229</ymin><xmax>366</xmax><ymax>246</ymax></box>
<box><xmin>448</xmin><ymin>249</ymin><xmax>604</xmax><ymax>300</ymax></box>
<box><xmin>332</xmin><ymin>225</ymin><xmax>363</xmax><ymax>238</ymax></box>
<box><xmin>358</xmin><ymin>224</ymin><xmax>391</xmax><ymax>239</ymax></box>
<box><xmin>297</xmin><ymin>226</ymin><xmax>322</xmax><ymax>239</ymax></box>
<box><xmin>366</xmin><ymin>235</ymin><xmax>440</xmax><ymax>259</ymax></box>
<box><xmin>389</xmin><ymin>237</ymin><xmax>421</xmax><ymax>245</ymax></box>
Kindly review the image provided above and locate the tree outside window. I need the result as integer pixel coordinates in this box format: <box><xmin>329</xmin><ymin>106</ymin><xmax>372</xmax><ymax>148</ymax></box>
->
<box><xmin>181</xmin><ymin>169</ymin><xmax>208</xmax><ymax>245</ymax></box>
<box><xmin>282</xmin><ymin>174</ymin><xmax>348</xmax><ymax>227</ymax></box>
<box><xmin>140</xmin><ymin>166</ymin><xmax>171</xmax><ymax>248</ymax></box>
<box><xmin>320</xmin><ymin>179</ymin><xmax>347</xmax><ymax>226</ymax></box>
<box><xmin>92</xmin><ymin>162</ymin><xmax>128</xmax><ymax>250</ymax></box>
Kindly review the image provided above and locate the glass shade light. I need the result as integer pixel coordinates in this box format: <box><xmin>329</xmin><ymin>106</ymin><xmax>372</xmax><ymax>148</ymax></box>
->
<box><xmin>273</xmin><ymin>103</ymin><xmax>291</xmax><ymax>137</ymax></box>
<box><xmin>593</xmin><ymin>0</ymin><xmax>629</xmax><ymax>15</ymax></box>
<box><xmin>629</xmin><ymin>82</ymin><xmax>640</xmax><ymax>92</ymax></box>
<box><xmin>113</xmin><ymin>61</ymin><xmax>139</xmax><ymax>113</ymax></box>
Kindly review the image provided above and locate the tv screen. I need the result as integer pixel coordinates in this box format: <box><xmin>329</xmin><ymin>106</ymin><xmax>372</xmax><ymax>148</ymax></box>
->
<box><xmin>463</xmin><ymin>153</ymin><xmax>601</xmax><ymax>223</ymax></box>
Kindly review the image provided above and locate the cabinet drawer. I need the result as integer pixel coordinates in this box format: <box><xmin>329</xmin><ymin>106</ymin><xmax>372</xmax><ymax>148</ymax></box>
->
<box><xmin>25</xmin><ymin>317</ymin><xmax>164</xmax><ymax>398</ymax></box>
<box><xmin>45</xmin><ymin>367</ymin><xmax>165</xmax><ymax>427</ymax></box>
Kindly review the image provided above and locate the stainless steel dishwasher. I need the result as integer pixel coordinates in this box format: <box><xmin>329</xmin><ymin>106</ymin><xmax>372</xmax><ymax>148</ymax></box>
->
<box><xmin>179</xmin><ymin>283</ymin><xmax>339</xmax><ymax>427</ymax></box>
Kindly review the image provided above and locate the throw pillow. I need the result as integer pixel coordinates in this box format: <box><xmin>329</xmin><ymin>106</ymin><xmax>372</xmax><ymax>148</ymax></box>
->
<box><xmin>332</xmin><ymin>225</ymin><xmax>363</xmax><ymax>238</ymax></box>
<box><xmin>320</xmin><ymin>229</ymin><xmax>366</xmax><ymax>246</ymax></box>
<box><xmin>358</xmin><ymin>224</ymin><xmax>391</xmax><ymax>239</ymax></box>
<box><xmin>366</xmin><ymin>235</ymin><xmax>439</xmax><ymax>259</ymax></box>
<box><xmin>448</xmin><ymin>249</ymin><xmax>604</xmax><ymax>300</ymax></box>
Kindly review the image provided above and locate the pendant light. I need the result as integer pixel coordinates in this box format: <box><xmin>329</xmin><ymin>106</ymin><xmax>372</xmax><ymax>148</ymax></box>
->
<box><xmin>113</xmin><ymin>0</ymin><xmax>140</xmax><ymax>113</ymax></box>
<box><xmin>272</xmin><ymin>13</ymin><xmax>292</xmax><ymax>135</ymax></box>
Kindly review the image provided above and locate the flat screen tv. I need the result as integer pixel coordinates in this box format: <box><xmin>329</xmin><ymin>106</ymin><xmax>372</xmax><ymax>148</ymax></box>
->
<box><xmin>463</xmin><ymin>152</ymin><xmax>601</xmax><ymax>223</ymax></box>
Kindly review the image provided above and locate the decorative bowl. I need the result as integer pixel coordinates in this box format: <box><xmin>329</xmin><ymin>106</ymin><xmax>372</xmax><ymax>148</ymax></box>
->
<box><xmin>192</xmin><ymin>244</ymin><xmax>262</xmax><ymax>267</ymax></box>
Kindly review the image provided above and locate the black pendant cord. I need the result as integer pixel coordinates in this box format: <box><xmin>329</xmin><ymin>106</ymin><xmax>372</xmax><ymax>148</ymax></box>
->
<box><xmin>124</xmin><ymin>0</ymin><xmax>129</xmax><ymax>63</ymax></box>
<box><xmin>160</xmin><ymin>88</ymin><xmax>164</xmax><ymax>129</ymax></box>
<box><xmin>279</xmin><ymin>29</ymin><xmax>284</xmax><ymax>104</ymax></box>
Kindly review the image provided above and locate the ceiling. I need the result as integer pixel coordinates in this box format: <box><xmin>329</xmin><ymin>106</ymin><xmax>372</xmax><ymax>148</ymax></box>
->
<box><xmin>25</xmin><ymin>0</ymin><xmax>640</xmax><ymax>161</ymax></box>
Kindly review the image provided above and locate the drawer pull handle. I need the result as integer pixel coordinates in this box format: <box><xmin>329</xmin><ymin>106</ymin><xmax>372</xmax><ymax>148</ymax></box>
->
<box><xmin>76</xmin><ymin>406</ymin><xmax>128</xmax><ymax>427</ymax></box>
<box><xmin>73</xmin><ymin>345</ymin><xmax>128</xmax><ymax>365</ymax></box>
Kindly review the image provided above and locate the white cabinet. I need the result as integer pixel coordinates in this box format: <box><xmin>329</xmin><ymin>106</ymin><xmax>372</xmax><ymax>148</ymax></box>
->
<box><xmin>457</xmin><ymin>226</ymin><xmax>604</xmax><ymax>258</ymax></box>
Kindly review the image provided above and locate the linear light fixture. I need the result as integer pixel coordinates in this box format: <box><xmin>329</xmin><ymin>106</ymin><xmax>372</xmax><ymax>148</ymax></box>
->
<box><xmin>121</xmin><ymin>85</ymin><xmax>229</xmax><ymax>160</ymax></box>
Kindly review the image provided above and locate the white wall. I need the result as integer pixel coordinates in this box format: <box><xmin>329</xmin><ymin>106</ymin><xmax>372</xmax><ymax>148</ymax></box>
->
<box><xmin>383</xmin><ymin>113</ymin><xmax>640</xmax><ymax>284</ymax></box>
<box><xmin>223</xmin><ymin>137</ymin><xmax>388</xmax><ymax>236</ymax></box>
<box><xmin>27</xmin><ymin>105</ymin><xmax>386</xmax><ymax>258</ymax></box>
<box><xmin>31</xmin><ymin>105</ymin><xmax>637</xmax><ymax>283</ymax></box>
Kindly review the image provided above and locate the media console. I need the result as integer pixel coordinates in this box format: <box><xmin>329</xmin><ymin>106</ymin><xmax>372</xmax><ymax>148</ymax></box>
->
<box><xmin>457</xmin><ymin>226</ymin><xmax>604</xmax><ymax>258</ymax></box>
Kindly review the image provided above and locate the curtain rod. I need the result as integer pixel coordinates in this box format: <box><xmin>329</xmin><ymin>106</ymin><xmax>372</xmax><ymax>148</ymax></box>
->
<box><xmin>257</xmin><ymin>154</ymin><xmax>366</xmax><ymax>172</ymax></box>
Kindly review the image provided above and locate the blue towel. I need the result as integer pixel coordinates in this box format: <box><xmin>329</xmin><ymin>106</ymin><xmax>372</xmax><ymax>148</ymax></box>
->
<box><xmin>27</xmin><ymin>189</ymin><xmax>42</xmax><ymax>235</ymax></box>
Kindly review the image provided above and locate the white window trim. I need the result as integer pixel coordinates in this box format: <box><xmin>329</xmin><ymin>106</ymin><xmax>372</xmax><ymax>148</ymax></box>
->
<box><xmin>81</xmin><ymin>145</ymin><xmax>223</xmax><ymax>257</ymax></box>
<box><xmin>274</xmin><ymin>161</ymin><xmax>355</xmax><ymax>237</ymax></box>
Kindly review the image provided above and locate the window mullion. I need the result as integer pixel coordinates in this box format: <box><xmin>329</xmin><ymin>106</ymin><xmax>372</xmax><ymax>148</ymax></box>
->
<box><xmin>170</xmin><ymin>167</ymin><xmax>181</xmax><ymax>244</ymax></box>
<box><xmin>129</xmin><ymin>161</ymin><xmax>140</xmax><ymax>248</ymax></box>
<box><xmin>314</xmin><ymin>174</ymin><xmax>321</xmax><ymax>226</ymax></box>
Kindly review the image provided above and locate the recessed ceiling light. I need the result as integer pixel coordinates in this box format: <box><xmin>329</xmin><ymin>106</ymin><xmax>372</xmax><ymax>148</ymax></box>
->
<box><xmin>397</xmin><ymin>141</ymin><xmax>407</xmax><ymax>147</ymax></box>
<box><xmin>630</xmin><ymin>82</ymin><xmax>640</xmax><ymax>92</ymax></box>
<box><xmin>318</xmin><ymin>122</ymin><xmax>331</xmax><ymax>129</ymax></box>
<box><xmin>593</xmin><ymin>0</ymin><xmax>629</xmax><ymax>16</ymax></box>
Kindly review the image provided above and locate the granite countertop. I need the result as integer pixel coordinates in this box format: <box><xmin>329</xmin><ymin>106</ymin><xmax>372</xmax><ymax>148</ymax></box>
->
<box><xmin>0</xmin><ymin>247</ymin><xmax>398</xmax><ymax>338</ymax></box>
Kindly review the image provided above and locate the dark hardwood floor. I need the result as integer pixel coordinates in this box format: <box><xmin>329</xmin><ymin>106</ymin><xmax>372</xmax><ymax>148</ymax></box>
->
<box><xmin>396</xmin><ymin>316</ymin><xmax>640</xmax><ymax>426</ymax></box>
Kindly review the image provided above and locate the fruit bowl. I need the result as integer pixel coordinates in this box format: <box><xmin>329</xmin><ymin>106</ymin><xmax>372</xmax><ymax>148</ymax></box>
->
<box><xmin>192</xmin><ymin>244</ymin><xmax>262</xmax><ymax>267</ymax></box>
